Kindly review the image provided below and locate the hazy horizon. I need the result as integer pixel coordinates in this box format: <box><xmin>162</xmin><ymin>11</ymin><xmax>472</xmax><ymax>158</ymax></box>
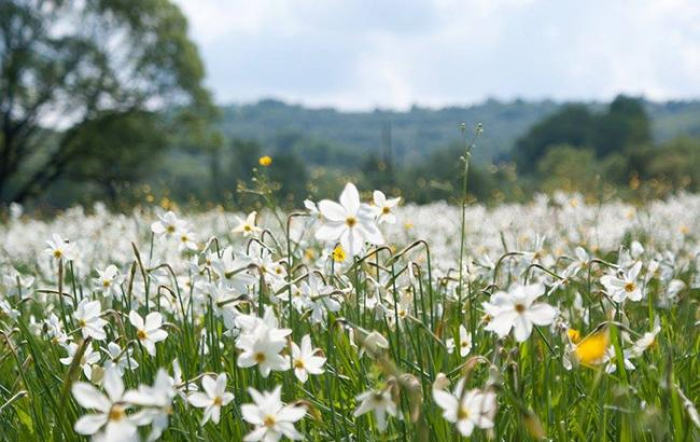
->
<box><xmin>217</xmin><ymin>94</ymin><xmax>700</xmax><ymax>112</ymax></box>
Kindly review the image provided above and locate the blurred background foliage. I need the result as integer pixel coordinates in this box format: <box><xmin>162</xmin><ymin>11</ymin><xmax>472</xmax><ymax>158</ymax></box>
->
<box><xmin>3</xmin><ymin>0</ymin><xmax>700</xmax><ymax>214</ymax></box>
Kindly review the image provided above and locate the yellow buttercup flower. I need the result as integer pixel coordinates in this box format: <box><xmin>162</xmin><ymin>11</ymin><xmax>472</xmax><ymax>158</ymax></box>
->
<box><xmin>332</xmin><ymin>245</ymin><xmax>346</xmax><ymax>263</ymax></box>
<box><xmin>259</xmin><ymin>155</ymin><xmax>272</xmax><ymax>167</ymax></box>
<box><xmin>573</xmin><ymin>328</ymin><xmax>609</xmax><ymax>366</ymax></box>
<box><xmin>567</xmin><ymin>328</ymin><xmax>581</xmax><ymax>343</ymax></box>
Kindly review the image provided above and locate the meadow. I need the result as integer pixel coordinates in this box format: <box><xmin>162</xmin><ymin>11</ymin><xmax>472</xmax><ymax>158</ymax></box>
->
<box><xmin>0</xmin><ymin>184</ymin><xmax>698</xmax><ymax>441</ymax></box>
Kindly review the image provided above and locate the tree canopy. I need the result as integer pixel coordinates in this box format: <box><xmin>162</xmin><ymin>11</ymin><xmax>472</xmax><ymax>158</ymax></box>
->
<box><xmin>0</xmin><ymin>0</ymin><xmax>215</xmax><ymax>204</ymax></box>
<box><xmin>513</xmin><ymin>95</ymin><xmax>651</xmax><ymax>174</ymax></box>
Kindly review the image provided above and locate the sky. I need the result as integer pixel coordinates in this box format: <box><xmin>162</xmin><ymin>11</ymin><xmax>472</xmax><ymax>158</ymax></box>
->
<box><xmin>172</xmin><ymin>0</ymin><xmax>700</xmax><ymax>110</ymax></box>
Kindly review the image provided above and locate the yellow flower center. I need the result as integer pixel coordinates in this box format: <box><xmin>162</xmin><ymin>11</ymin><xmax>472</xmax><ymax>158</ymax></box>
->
<box><xmin>457</xmin><ymin>406</ymin><xmax>470</xmax><ymax>420</ymax></box>
<box><xmin>263</xmin><ymin>414</ymin><xmax>276</xmax><ymax>427</ymax></box>
<box><xmin>53</xmin><ymin>250</ymin><xmax>62</xmax><ymax>259</ymax></box>
<box><xmin>515</xmin><ymin>303</ymin><xmax>526</xmax><ymax>313</ymax></box>
<box><xmin>254</xmin><ymin>352</ymin><xmax>266</xmax><ymax>363</ymax></box>
<box><xmin>78</xmin><ymin>319</ymin><xmax>87</xmax><ymax>328</ymax></box>
<box><xmin>213</xmin><ymin>396</ymin><xmax>223</xmax><ymax>406</ymax></box>
<box><xmin>166</xmin><ymin>225</ymin><xmax>175</xmax><ymax>234</ymax></box>
<box><xmin>382</xmin><ymin>206</ymin><xmax>390</xmax><ymax>215</ymax></box>
<box><xmin>102</xmin><ymin>280</ymin><xmax>110</xmax><ymax>288</ymax></box>
<box><xmin>137</xmin><ymin>329</ymin><xmax>147</xmax><ymax>340</ymax></box>
<box><xmin>294</xmin><ymin>359</ymin><xmax>305</xmax><ymax>369</ymax></box>
<box><xmin>109</xmin><ymin>405</ymin><xmax>126</xmax><ymax>422</ymax></box>
<box><xmin>345</xmin><ymin>216</ymin><xmax>357</xmax><ymax>227</ymax></box>
<box><xmin>624</xmin><ymin>282</ymin><xmax>635</xmax><ymax>292</ymax></box>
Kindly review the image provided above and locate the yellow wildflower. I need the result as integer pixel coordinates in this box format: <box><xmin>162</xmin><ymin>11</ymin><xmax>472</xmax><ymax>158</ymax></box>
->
<box><xmin>332</xmin><ymin>245</ymin><xmax>346</xmax><ymax>263</ymax></box>
<box><xmin>573</xmin><ymin>328</ymin><xmax>609</xmax><ymax>366</ymax></box>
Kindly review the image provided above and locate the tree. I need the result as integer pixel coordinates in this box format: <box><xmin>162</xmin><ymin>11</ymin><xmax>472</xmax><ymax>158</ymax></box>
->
<box><xmin>0</xmin><ymin>0</ymin><xmax>214</xmax><ymax>204</ymax></box>
<box><xmin>513</xmin><ymin>105</ymin><xmax>595</xmax><ymax>173</ymax></box>
<box><xmin>513</xmin><ymin>96</ymin><xmax>652</xmax><ymax>175</ymax></box>
<box><xmin>593</xmin><ymin>95</ymin><xmax>651</xmax><ymax>157</ymax></box>
<box><xmin>62</xmin><ymin>110</ymin><xmax>167</xmax><ymax>203</ymax></box>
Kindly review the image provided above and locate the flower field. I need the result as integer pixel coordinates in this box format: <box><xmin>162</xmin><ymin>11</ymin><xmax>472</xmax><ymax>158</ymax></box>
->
<box><xmin>0</xmin><ymin>185</ymin><xmax>699</xmax><ymax>441</ymax></box>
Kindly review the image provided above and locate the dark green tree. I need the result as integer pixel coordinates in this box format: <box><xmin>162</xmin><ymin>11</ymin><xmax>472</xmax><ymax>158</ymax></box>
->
<box><xmin>0</xmin><ymin>0</ymin><xmax>214</xmax><ymax>204</ymax></box>
<box><xmin>63</xmin><ymin>110</ymin><xmax>167</xmax><ymax>203</ymax></box>
<box><xmin>513</xmin><ymin>105</ymin><xmax>595</xmax><ymax>173</ymax></box>
<box><xmin>513</xmin><ymin>96</ymin><xmax>651</xmax><ymax>175</ymax></box>
<box><xmin>593</xmin><ymin>95</ymin><xmax>651</xmax><ymax>157</ymax></box>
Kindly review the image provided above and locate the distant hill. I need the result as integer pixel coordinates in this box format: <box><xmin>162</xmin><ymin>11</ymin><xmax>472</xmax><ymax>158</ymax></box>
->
<box><xmin>218</xmin><ymin>98</ymin><xmax>700</xmax><ymax>164</ymax></box>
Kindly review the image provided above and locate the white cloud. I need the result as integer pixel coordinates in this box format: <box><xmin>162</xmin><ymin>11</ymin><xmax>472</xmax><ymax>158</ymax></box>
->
<box><xmin>173</xmin><ymin>0</ymin><xmax>700</xmax><ymax>109</ymax></box>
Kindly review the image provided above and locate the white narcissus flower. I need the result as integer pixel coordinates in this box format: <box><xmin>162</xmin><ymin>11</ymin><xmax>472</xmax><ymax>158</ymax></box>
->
<box><xmin>103</xmin><ymin>342</ymin><xmax>139</xmax><ymax>376</ymax></box>
<box><xmin>601</xmin><ymin>261</ymin><xmax>644</xmax><ymax>303</ymax></box>
<box><xmin>60</xmin><ymin>342</ymin><xmax>100</xmax><ymax>379</ymax></box>
<box><xmin>484</xmin><ymin>283</ymin><xmax>557</xmax><ymax>342</ymax></box>
<box><xmin>372</xmin><ymin>190</ymin><xmax>401</xmax><ymax>224</ymax></box>
<box><xmin>236</xmin><ymin>323</ymin><xmax>290</xmax><ymax>377</ymax></box>
<box><xmin>232</xmin><ymin>211</ymin><xmax>261</xmax><ymax>237</ymax></box>
<box><xmin>172</xmin><ymin>359</ymin><xmax>199</xmax><ymax>401</ymax></box>
<box><xmin>432</xmin><ymin>379</ymin><xmax>497</xmax><ymax>437</ymax></box>
<box><xmin>177</xmin><ymin>230</ymin><xmax>198</xmax><ymax>252</ymax></box>
<box><xmin>151</xmin><ymin>211</ymin><xmax>185</xmax><ymax>237</ymax></box>
<box><xmin>291</xmin><ymin>334</ymin><xmax>326</xmax><ymax>383</ymax></box>
<box><xmin>45</xmin><ymin>313</ymin><xmax>68</xmax><ymax>345</ymax></box>
<box><xmin>123</xmin><ymin>369</ymin><xmax>176</xmax><ymax>441</ymax></box>
<box><xmin>458</xmin><ymin>325</ymin><xmax>472</xmax><ymax>357</ymax></box>
<box><xmin>94</xmin><ymin>265</ymin><xmax>123</xmax><ymax>297</ymax></box>
<box><xmin>302</xmin><ymin>274</ymin><xmax>341</xmax><ymax>324</ymax></box>
<box><xmin>353</xmin><ymin>388</ymin><xmax>397</xmax><ymax>432</ymax></box>
<box><xmin>129</xmin><ymin>311</ymin><xmax>168</xmax><ymax>357</ymax></box>
<box><xmin>241</xmin><ymin>386</ymin><xmax>307</xmax><ymax>441</ymax></box>
<box><xmin>630</xmin><ymin>317</ymin><xmax>661</xmax><ymax>358</ymax></box>
<box><xmin>315</xmin><ymin>183</ymin><xmax>384</xmax><ymax>257</ymax></box>
<box><xmin>304</xmin><ymin>199</ymin><xmax>321</xmax><ymax>225</ymax></box>
<box><xmin>71</xmin><ymin>367</ymin><xmax>138</xmax><ymax>441</ymax></box>
<box><xmin>188</xmin><ymin>373</ymin><xmax>234</xmax><ymax>425</ymax></box>
<box><xmin>45</xmin><ymin>233</ymin><xmax>77</xmax><ymax>261</ymax></box>
<box><xmin>603</xmin><ymin>346</ymin><xmax>636</xmax><ymax>374</ymax></box>
<box><xmin>74</xmin><ymin>299</ymin><xmax>108</xmax><ymax>341</ymax></box>
<box><xmin>2</xmin><ymin>268</ymin><xmax>34</xmax><ymax>298</ymax></box>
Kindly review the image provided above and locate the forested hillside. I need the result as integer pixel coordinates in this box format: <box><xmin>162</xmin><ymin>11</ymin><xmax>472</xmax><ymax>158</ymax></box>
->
<box><xmin>217</xmin><ymin>98</ymin><xmax>700</xmax><ymax>165</ymax></box>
